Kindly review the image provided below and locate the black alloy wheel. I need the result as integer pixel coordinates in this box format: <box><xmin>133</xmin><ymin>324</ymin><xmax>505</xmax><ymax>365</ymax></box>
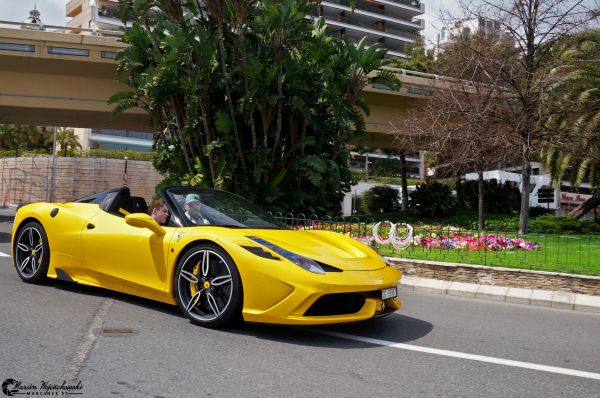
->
<box><xmin>14</xmin><ymin>221</ymin><xmax>50</xmax><ymax>283</ymax></box>
<box><xmin>174</xmin><ymin>243</ymin><xmax>243</xmax><ymax>328</ymax></box>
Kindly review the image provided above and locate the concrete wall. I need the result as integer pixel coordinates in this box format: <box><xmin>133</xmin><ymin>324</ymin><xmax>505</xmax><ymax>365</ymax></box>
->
<box><xmin>0</xmin><ymin>156</ymin><xmax>164</xmax><ymax>205</ymax></box>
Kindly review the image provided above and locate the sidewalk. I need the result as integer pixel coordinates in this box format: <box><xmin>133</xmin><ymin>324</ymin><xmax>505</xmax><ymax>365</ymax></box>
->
<box><xmin>399</xmin><ymin>275</ymin><xmax>600</xmax><ymax>313</ymax></box>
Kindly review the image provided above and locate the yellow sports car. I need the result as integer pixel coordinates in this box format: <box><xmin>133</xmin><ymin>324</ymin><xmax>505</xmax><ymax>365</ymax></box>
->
<box><xmin>11</xmin><ymin>186</ymin><xmax>401</xmax><ymax>328</ymax></box>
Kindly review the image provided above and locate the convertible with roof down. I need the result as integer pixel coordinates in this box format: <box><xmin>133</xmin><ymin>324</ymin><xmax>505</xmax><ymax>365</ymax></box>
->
<box><xmin>11</xmin><ymin>186</ymin><xmax>401</xmax><ymax>327</ymax></box>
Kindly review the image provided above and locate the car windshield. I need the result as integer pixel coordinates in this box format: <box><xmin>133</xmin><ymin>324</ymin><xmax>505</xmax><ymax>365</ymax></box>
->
<box><xmin>163</xmin><ymin>187</ymin><xmax>287</xmax><ymax>229</ymax></box>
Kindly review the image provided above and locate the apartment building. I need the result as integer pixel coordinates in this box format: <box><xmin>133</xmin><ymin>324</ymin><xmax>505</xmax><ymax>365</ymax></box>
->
<box><xmin>66</xmin><ymin>0</ymin><xmax>122</xmax><ymax>32</ymax></box>
<box><xmin>435</xmin><ymin>17</ymin><xmax>503</xmax><ymax>54</ymax></box>
<box><xmin>318</xmin><ymin>0</ymin><xmax>425</xmax><ymax>58</ymax></box>
<box><xmin>66</xmin><ymin>0</ymin><xmax>425</xmax><ymax>56</ymax></box>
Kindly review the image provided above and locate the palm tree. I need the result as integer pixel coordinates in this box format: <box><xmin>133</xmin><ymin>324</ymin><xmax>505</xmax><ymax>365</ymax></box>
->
<box><xmin>544</xmin><ymin>29</ymin><xmax>600</xmax><ymax>219</ymax></box>
<box><xmin>55</xmin><ymin>128</ymin><xmax>82</xmax><ymax>157</ymax></box>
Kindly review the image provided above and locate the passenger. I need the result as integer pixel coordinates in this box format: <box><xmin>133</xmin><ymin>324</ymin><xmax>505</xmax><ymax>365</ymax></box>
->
<box><xmin>149</xmin><ymin>199</ymin><xmax>169</xmax><ymax>225</ymax></box>
<box><xmin>184</xmin><ymin>194</ymin><xmax>209</xmax><ymax>225</ymax></box>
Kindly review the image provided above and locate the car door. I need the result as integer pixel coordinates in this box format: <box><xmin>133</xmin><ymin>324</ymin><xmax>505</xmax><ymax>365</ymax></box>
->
<box><xmin>80</xmin><ymin>210</ymin><xmax>174</xmax><ymax>301</ymax></box>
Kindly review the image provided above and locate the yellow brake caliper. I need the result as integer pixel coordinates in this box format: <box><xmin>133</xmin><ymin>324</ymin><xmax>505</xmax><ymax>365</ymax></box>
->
<box><xmin>190</xmin><ymin>263</ymin><xmax>200</xmax><ymax>299</ymax></box>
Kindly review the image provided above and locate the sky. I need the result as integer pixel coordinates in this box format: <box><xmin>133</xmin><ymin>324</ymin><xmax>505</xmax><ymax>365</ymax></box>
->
<box><xmin>0</xmin><ymin>0</ymin><xmax>68</xmax><ymax>27</ymax></box>
<box><xmin>0</xmin><ymin>0</ymin><xmax>458</xmax><ymax>42</ymax></box>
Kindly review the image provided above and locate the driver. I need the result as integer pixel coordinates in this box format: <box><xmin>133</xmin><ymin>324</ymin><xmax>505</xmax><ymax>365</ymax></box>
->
<box><xmin>149</xmin><ymin>199</ymin><xmax>169</xmax><ymax>225</ymax></box>
<box><xmin>184</xmin><ymin>194</ymin><xmax>209</xmax><ymax>225</ymax></box>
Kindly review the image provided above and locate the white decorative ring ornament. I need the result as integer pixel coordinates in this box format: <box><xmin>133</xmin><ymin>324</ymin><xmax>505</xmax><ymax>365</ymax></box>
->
<box><xmin>373</xmin><ymin>221</ymin><xmax>392</xmax><ymax>245</ymax></box>
<box><xmin>389</xmin><ymin>222</ymin><xmax>414</xmax><ymax>249</ymax></box>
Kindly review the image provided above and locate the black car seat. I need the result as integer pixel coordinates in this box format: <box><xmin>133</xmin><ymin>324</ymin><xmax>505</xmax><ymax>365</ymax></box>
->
<box><xmin>124</xmin><ymin>196</ymin><xmax>149</xmax><ymax>214</ymax></box>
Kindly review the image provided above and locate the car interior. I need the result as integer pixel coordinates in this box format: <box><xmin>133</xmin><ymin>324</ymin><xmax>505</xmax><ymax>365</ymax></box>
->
<box><xmin>98</xmin><ymin>187</ymin><xmax>148</xmax><ymax>217</ymax></box>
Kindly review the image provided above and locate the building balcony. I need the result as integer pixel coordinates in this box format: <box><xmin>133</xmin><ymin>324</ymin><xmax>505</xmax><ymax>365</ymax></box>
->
<box><xmin>324</xmin><ymin>0</ymin><xmax>424</xmax><ymax>20</ymax></box>
<box><xmin>325</xmin><ymin>19</ymin><xmax>415</xmax><ymax>44</ymax></box>
<box><xmin>322</xmin><ymin>1</ymin><xmax>423</xmax><ymax>31</ymax></box>
<box><xmin>66</xmin><ymin>0</ymin><xmax>83</xmax><ymax>17</ymax></box>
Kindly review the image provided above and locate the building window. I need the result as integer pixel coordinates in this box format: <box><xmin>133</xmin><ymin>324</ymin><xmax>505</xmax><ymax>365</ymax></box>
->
<box><xmin>101</xmin><ymin>51</ymin><xmax>117</xmax><ymax>59</ymax></box>
<box><xmin>0</xmin><ymin>42</ymin><xmax>35</xmax><ymax>52</ymax></box>
<box><xmin>48</xmin><ymin>47</ymin><xmax>89</xmax><ymax>57</ymax></box>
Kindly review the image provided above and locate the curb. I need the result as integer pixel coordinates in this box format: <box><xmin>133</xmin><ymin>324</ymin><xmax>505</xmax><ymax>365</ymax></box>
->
<box><xmin>399</xmin><ymin>276</ymin><xmax>600</xmax><ymax>314</ymax></box>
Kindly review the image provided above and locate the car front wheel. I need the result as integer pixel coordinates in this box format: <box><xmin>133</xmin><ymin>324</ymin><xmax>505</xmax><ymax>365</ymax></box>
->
<box><xmin>174</xmin><ymin>243</ymin><xmax>243</xmax><ymax>328</ymax></box>
<box><xmin>14</xmin><ymin>221</ymin><xmax>50</xmax><ymax>283</ymax></box>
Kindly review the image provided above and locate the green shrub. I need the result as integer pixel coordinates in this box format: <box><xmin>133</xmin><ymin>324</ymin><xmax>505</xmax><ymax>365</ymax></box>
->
<box><xmin>409</xmin><ymin>181</ymin><xmax>457</xmax><ymax>217</ymax></box>
<box><xmin>529</xmin><ymin>206</ymin><xmax>554</xmax><ymax>217</ymax></box>
<box><xmin>460</xmin><ymin>179</ymin><xmax>520</xmax><ymax>214</ymax></box>
<box><xmin>0</xmin><ymin>149</ymin><xmax>154</xmax><ymax>161</ymax></box>
<box><xmin>361</xmin><ymin>185</ymin><xmax>400</xmax><ymax>214</ymax></box>
<box><xmin>82</xmin><ymin>149</ymin><xmax>154</xmax><ymax>161</ymax></box>
<box><xmin>529</xmin><ymin>215</ymin><xmax>600</xmax><ymax>234</ymax></box>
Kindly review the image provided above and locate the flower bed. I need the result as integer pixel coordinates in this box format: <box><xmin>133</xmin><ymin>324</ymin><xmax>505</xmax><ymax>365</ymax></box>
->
<box><xmin>414</xmin><ymin>233</ymin><xmax>541</xmax><ymax>251</ymax></box>
<box><xmin>286</xmin><ymin>221</ymin><xmax>541</xmax><ymax>251</ymax></box>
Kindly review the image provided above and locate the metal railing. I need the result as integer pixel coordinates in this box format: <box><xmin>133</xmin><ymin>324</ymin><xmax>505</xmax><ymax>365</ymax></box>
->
<box><xmin>0</xmin><ymin>20</ymin><xmax>123</xmax><ymax>37</ymax></box>
<box><xmin>272</xmin><ymin>214</ymin><xmax>600</xmax><ymax>276</ymax></box>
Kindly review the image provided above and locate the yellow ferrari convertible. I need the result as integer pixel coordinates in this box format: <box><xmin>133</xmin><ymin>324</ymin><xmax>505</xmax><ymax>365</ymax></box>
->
<box><xmin>11</xmin><ymin>186</ymin><xmax>401</xmax><ymax>328</ymax></box>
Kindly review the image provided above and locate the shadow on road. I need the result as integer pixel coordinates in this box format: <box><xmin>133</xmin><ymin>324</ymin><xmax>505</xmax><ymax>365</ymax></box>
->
<box><xmin>0</xmin><ymin>215</ymin><xmax>15</xmax><ymax>223</ymax></box>
<box><xmin>0</xmin><ymin>232</ymin><xmax>10</xmax><ymax>244</ymax></box>
<box><xmin>224</xmin><ymin>314</ymin><xmax>433</xmax><ymax>348</ymax></box>
<box><xmin>17</xmin><ymin>276</ymin><xmax>433</xmax><ymax>348</ymax></box>
<box><xmin>46</xmin><ymin>279</ymin><xmax>184</xmax><ymax>319</ymax></box>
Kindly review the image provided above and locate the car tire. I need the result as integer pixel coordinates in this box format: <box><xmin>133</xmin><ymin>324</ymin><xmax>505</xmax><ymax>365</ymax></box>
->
<box><xmin>174</xmin><ymin>243</ymin><xmax>243</xmax><ymax>328</ymax></box>
<box><xmin>13</xmin><ymin>221</ymin><xmax>50</xmax><ymax>284</ymax></box>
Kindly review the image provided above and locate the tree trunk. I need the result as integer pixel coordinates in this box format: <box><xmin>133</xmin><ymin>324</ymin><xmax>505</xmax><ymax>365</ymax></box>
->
<box><xmin>519</xmin><ymin>145</ymin><xmax>532</xmax><ymax>234</ymax></box>
<box><xmin>272</xmin><ymin>60</ymin><xmax>283</xmax><ymax>158</ymax></box>
<box><xmin>238</xmin><ymin>32</ymin><xmax>257</xmax><ymax>150</ymax></box>
<box><xmin>568</xmin><ymin>188</ymin><xmax>600</xmax><ymax>219</ymax></box>
<box><xmin>199</xmin><ymin>88</ymin><xmax>217</xmax><ymax>188</ymax></box>
<box><xmin>478</xmin><ymin>170</ymin><xmax>485</xmax><ymax>231</ymax></box>
<box><xmin>169</xmin><ymin>98</ymin><xmax>194</xmax><ymax>175</ymax></box>
<box><xmin>455</xmin><ymin>174</ymin><xmax>463</xmax><ymax>207</ymax></box>
<box><xmin>217</xmin><ymin>36</ymin><xmax>247</xmax><ymax>175</ymax></box>
<box><xmin>399</xmin><ymin>151</ymin><xmax>409</xmax><ymax>210</ymax></box>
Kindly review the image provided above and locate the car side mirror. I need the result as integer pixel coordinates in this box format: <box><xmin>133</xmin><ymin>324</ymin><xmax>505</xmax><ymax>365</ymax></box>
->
<box><xmin>125</xmin><ymin>213</ymin><xmax>166</xmax><ymax>236</ymax></box>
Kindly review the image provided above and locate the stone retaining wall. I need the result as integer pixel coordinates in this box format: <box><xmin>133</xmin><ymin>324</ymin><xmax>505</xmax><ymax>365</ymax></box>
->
<box><xmin>0</xmin><ymin>157</ymin><xmax>164</xmax><ymax>205</ymax></box>
<box><xmin>388</xmin><ymin>258</ymin><xmax>600</xmax><ymax>296</ymax></box>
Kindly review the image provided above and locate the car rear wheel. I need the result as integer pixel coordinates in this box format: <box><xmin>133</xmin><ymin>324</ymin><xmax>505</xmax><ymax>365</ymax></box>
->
<box><xmin>14</xmin><ymin>221</ymin><xmax>50</xmax><ymax>283</ymax></box>
<box><xmin>174</xmin><ymin>243</ymin><xmax>243</xmax><ymax>328</ymax></box>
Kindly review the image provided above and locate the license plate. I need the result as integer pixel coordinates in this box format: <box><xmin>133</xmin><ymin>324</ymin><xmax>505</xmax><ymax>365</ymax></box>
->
<box><xmin>381</xmin><ymin>286</ymin><xmax>397</xmax><ymax>300</ymax></box>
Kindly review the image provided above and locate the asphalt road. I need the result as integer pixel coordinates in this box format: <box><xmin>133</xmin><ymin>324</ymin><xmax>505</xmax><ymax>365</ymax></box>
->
<box><xmin>1</xmin><ymin>208</ymin><xmax>599</xmax><ymax>397</ymax></box>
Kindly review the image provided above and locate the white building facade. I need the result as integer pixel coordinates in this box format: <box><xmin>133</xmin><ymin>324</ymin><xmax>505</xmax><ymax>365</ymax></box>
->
<box><xmin>318</xmin><ymin>0</ymin><xmax>425</xmax><ymax>58</ymax></box>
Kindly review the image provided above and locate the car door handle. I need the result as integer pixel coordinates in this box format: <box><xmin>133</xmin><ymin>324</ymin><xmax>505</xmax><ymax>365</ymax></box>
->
<box><xmin>87</xmin><ymin>223</ymin><xmax>95</xmax><ymax>230</ymax></box>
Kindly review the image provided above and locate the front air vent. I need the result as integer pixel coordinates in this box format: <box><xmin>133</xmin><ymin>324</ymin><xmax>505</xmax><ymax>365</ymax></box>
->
<box><xmin>304</xmin><ymin>293</ymin><xmax>366</xmax><ymax>316</ymax></box>
<box><xmin>241</xmin><ymin>246</ymin><xmax>281</xmax><ymax>261</ymax></box>
<box><xmin>314</xmin><ymin>260</ymin><xmax>342</xmax><ymax>272</ymax></box>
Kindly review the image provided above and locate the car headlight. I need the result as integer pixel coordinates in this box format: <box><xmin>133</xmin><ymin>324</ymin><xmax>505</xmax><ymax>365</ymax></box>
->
<box><xmin>247</xmin><ymin>236</ymin><xmax>325</xmax><ymax>275</ymax></box>
<box><xmin>378</xmin><ymin>254</ymin><xmax>393</xmax><ymax>267</ymax></box>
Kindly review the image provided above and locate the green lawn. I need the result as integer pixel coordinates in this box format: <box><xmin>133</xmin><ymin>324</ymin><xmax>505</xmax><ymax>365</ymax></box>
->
<box><xmin>378</xmin><ymin>234</ymin><xmax>600</xmax><ymax>276</ymax></box>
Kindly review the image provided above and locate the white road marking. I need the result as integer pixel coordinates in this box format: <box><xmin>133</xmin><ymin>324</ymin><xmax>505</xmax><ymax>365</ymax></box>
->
<box><xmin>314</xmin><ymin>329</ymin><xmax>600</xmax><ymax>381</ymax></box>
<box><xmin>0</xmin><ymin>251</ymin><xmax>10</xmax><ymax>257</ymax></box>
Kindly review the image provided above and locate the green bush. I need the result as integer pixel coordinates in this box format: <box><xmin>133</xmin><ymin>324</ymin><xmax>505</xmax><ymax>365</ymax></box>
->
<box><xmin>529</xmin><ymin>215</ymin><xmax>600</xmax><ymax>234</ymax></box>
<box><xmin>82</xmin><ymin>149</ymin><xmax>154</xmax><ymax>161</ymax></box>
<box><xmin>409</xmin><ymin>181</ymin><xmax>458</xmax><ymax>217</ymax></box>
<box><xmin>0</xmin><ymin>149</ymin><xmax>154</xmax><ymax>161</ymax></box>
<box><xmin>361</xmin><ymin>185</ymin><xmax>400</xmax><ymax>214</ymax></box>
<box><xmin>529</xmin><ymin>206</ymin><xmax>554</xmax><ymax>217</ymax></box>
<box><xmin>460</xmin><ymin>179</ymin><xmax>520</xmax><ymax>214</ymax></box>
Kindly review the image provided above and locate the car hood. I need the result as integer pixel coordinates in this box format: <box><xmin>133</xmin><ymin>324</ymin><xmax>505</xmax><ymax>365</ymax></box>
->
<box><xmin>234</xmin><ymin>229</ymin><xmax>386</xmax><ymax>271</ymax></box>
